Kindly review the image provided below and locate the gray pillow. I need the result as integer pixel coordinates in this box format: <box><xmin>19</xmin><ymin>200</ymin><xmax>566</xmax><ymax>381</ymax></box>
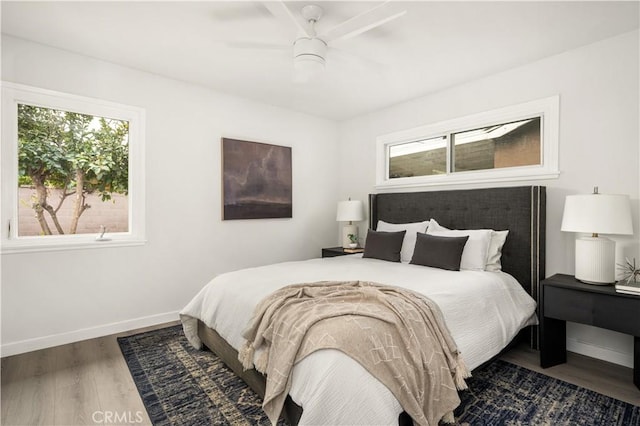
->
<box><xmin>410</xmin><ymin>233</ymin><xmax>469</xmax><ymax>271</ymax></box>
<box><xmin>362</xmin><ymin>229</ymin><xmax>406</xmax><ymax>262</ymax></box>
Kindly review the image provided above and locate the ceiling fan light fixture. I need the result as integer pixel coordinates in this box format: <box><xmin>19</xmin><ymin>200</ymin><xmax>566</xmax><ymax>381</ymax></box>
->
<box><xmin>294</xmin><ymin>55</ymin><xmax>325</xmax><ymax>83</ymax></box>
<box><xmin>293</xmin><ymin>37</ymin><xmax>327</xmax><ymax>82</ymax></box>
<box><xmin>293</xmin><ymin>37</ymin><xmax>327</xmax><ymax>61</ymax></box>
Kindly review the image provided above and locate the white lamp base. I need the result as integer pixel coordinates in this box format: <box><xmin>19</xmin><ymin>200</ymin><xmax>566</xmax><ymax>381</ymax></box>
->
<box><xmin>342</xmin><ymin>224</ymin><xmax>358</xmax><ymax>249</ymax></box>
<box><xmin>575</xmin><ymin>236</ymin><xmax>615</xmax><ymax>285</ymax></box>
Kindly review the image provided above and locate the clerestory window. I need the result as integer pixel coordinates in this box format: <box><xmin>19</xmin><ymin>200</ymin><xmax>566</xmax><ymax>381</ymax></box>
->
<box><xmin>376</xmin><ymin>96</ymin><xmax>559</xmax><ymax>188</ymax></box>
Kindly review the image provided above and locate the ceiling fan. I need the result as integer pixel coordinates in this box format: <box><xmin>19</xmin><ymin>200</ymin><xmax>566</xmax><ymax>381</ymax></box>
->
<box><xmin>225</xmin><ymin>1</ymin><xmax>407</xmax><ymax>82</ymax></box>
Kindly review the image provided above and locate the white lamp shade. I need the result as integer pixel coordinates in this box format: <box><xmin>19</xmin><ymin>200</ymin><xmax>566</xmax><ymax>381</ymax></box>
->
<box><xmin>561</xmin><ymin>194</ymin><xmax>633</xmax><ymax>235</ymax></box>
<box><xmin>336</xmin><ymin>200</ymin><xmax>364</xmax><ymax>222</ymax></box>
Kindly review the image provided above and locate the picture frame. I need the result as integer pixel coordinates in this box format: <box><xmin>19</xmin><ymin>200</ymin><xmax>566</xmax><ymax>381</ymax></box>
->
<box><xmin>222</xmin><ymin>138</ymin><xmax>292</xmax><ymax>220</ymax></box>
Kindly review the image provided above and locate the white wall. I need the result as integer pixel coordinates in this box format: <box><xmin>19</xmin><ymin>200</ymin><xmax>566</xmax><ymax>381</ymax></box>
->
<box><xmin>337</xmin><ymin>30</ymin><xmax>640</xmax><ymax>367</ymax></box>
<box><xmin>1</xmin><ymin>36</ymin><xmax>340</xmax><ymax>355</ymax></box>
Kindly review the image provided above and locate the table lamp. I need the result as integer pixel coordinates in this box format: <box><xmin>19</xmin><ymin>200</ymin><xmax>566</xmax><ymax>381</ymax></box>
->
<box><xmin>561</xmin><ymin>187</ymin><xmax>633</xmax><ymax>284</ymax></box>
<box><xmin>336</xmin><ymin>199</ymin><xmax>364</xmax><ymax>248</ymax></box>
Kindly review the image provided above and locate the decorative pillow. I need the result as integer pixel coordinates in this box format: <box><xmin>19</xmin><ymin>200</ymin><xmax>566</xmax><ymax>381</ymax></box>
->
<box><xmin>410</xmin><ymin>233</ymin><xmax>469</xmax><ymax>271</ymax></box>
<box><xmin>362</xmin><ymin>229</ymin><xmax>406</xmax><ymax>263</ymax></box>
<box><xmin>376</xmin><ymin>220</ymin><xmax>429</xmax><ymax>263</ymax></box>
<box><xmin>428</xmin><ymin>220</ymin><xmax>509</xmax><ymax>271</ymax></box>
<box><xmin>426</xmin><ymin>219</ymin><xmax>492</xmax><ymax>271</ymax></box>
<box><xmin>486</xmin><ymin>230</ymin><xmax>509</xmax><ymax>272</ymax></box>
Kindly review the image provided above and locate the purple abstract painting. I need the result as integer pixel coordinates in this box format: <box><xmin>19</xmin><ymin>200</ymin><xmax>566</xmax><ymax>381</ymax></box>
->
<box><xmin>222</xmin><ymin>138</ymin><xmax>292</xmax><ymax>220</ymax></box>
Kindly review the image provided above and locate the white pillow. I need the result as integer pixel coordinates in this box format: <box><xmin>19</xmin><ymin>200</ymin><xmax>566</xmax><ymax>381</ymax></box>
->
<box><xmin>486</xmin><ymin>230</ymin><xmax>509</xmax><ymax>272</ymax></box>
<box><xmin>376</xmin><ymin>220</ymin><xmax>429</xmax><ymax>263</ymax></box>
<box><xmin>426</xmin><ymin>219</ymin><xmax>492</xmax><ymax>271</ymax></box>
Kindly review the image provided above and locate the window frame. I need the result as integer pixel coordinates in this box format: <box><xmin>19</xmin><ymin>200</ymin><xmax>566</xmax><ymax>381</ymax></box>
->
<box><xmin>1</xmin><ymin>82</ymin><xmax>146</xmax><ymax>253</ymax></box>
<box><xmin>376</xmin><ymin>95</ymin><xmax>560</xmax><ymax>189</ymax></box>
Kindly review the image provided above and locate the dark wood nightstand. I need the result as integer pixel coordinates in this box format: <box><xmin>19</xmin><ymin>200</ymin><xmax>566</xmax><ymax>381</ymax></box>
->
<box><xmin>540</xmin><ymin>273</ymin><xmax>640</xmax><ymax>390</ymax></box>
<box><xmin>321</xmin><ymin>247</ymin><xmax>362</xmax><ymax>258</ymax></box>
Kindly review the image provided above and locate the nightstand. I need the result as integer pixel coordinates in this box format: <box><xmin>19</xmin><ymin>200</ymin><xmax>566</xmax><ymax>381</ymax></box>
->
<box><xmin>321</xmin><ymin>247</ymin><xmax>361</xmax><ymax>258</ymax></box>
<box><xmin>540</xmin><ymin>273</ymin><xmax>640</xmax><ymax>390</ymax></box>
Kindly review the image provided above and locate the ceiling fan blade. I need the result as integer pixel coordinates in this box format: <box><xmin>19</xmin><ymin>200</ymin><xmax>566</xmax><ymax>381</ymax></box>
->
<box><xmin>330</xmin><ymin>47</ymin><xmax>391</xmax><ymax>73</ymax></box>
<box><xmin>262</xmin><ymin>1</ymin><xmax>311</xmax><ymax>37</ymax></box>
<box><xmin>318</xmin><ymin>2</ymin><xmax>406</xmax><ymax>42</ymax></box>
<box><xmin>224</xmin><ymin>40</ymin><xmax>290</xmax><ymax>51</ymax></box>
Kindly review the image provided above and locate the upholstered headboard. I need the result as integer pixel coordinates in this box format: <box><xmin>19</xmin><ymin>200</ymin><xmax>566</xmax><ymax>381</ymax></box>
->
<box><xmin>369</xmin><ymin>186</ymin><xmax>546</xmax><ymax>347</ymax></box>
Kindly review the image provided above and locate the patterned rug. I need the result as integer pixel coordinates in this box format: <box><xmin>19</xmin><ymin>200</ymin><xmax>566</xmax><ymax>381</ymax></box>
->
<box><xmin>118</xmin><ymin>325</ymin><xmax>639</xmax><ymax>426</ymax></box>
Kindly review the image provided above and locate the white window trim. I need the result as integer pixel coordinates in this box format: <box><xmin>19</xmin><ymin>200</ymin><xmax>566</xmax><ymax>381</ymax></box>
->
<box><xmin>1</xmin><ymin>82</ymin><xmax>146</xmax><ymax>254</ymax></box>
<box><xmin>376</xmin><ymin>95</ymin><xmax>560</xmax><ymax>189</ymax></box>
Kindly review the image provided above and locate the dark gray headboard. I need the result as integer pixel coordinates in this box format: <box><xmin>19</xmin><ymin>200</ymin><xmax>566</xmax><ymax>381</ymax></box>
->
<box><xmin>369</xmin><ymin>186</ymin><xmax>546</xmax><ymax>346</ymax></box>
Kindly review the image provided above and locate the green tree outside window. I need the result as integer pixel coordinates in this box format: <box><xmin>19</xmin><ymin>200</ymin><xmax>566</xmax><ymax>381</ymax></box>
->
<box><xmin>17</xmin><ymin>104</ymin><xmax>129</xmax><ymax>235</ymax></box>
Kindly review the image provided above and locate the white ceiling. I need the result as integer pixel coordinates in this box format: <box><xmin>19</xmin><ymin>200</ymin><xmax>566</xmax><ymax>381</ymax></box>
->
<box><xmin>2</xmin><ymin>1</ymin><xmax>638</xmax><ymax>120</ymax></box>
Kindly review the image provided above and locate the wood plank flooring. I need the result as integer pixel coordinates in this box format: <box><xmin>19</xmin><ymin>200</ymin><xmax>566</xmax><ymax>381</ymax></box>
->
<box><xmin>2</xmin><ymin>322</ymin><xmax>638</xmax><ymax>425</ymax></box>
<box><xmin>1</xmin><ymin>322</ymin><xmax>178</xmax><ymax>426</ymax></box>
<box><xmin>500</xmin><ymin>343</ymin><xmax>640</xmax><ymax>406</ymax></box>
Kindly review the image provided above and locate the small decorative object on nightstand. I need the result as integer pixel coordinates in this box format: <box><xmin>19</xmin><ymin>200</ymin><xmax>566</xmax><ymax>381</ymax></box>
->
<box><xmin>615</xmin><ymin>260</ymin><xmax>640</xmax><ymax>295</ymax></box>
<box><xmin>615</xmin><ymin>279</ymin><xmax>640</xmax><ymax>295</ymax></box>
<box><xmin>343</xmin><ymin>247</ymin><xmax>364</xmax><ymax>254</ymax></box>
<box><xmin>617</xmin><ymin>257</ymin><xmax>640</xmax><ymax>285</ymax></box>
<box><xmin>540</xmin><ymin>273</ymin><xmax>640</xmax><ymax>390</ymax></box>
<box><xmin>561</xmin><ymin>187</ymin><xmax>633</xmax><ymax>284</ymax></box>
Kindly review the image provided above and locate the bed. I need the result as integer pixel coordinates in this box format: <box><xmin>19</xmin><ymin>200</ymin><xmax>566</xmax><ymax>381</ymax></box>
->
<box><xmin>180</xmin><ymin>185</ymin><xmax>546</xmax><ymax>425</ymax></box>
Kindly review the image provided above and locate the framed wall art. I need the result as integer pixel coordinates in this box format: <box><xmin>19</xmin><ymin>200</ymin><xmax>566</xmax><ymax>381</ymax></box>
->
<box><xmin>222</xmin><ymin>138</ymin><xmax>292</xmax><ymax>220</ymax></box>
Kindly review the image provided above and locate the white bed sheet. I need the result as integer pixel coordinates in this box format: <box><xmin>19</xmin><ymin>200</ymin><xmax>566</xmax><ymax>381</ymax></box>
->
<box><xmin>180</xmin><ymin>255</ymin><xmax>537</xmax><ymax>425</ymax></box>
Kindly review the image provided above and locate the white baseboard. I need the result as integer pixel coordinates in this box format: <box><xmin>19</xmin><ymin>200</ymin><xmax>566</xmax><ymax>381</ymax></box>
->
<box><xmin>567</xmin><ymin>337</ymin><xmax>634</xmax><ymax>368</ymax></box>
<box><xmin>1</xmin><ymin>311</ymin><xmax>180</xmax><ymax>357</ymax></box>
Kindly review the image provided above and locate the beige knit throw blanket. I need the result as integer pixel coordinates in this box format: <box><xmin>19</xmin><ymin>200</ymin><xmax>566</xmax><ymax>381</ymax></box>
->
<box><xmin>238</xmin><ymin>281</ymin><xmax>470</xmax><ymax>426</ymax></box>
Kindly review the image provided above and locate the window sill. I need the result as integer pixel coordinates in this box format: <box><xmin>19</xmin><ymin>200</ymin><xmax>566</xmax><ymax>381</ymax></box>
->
<box><xmin>1</xmin><ymin>238</ymin><xmax>147</xmax><ymax>254</ymax></box>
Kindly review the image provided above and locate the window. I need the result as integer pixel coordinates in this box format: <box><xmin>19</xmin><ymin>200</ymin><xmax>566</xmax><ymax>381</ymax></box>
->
<box><xmin>389</xmin><ymin>135</ymin><xmax>447</xmax><ymax>178</ymax></box>
<box><xmin>1</xmin><ymin>82</ymin><xmax>146</xmax><ymax>253</ymax></box>
<box><xmin>451</xmin><ymin>117</ymin><xmax>541</xmax><ymax>172</ymax></box>
<box><xmin>377</xmin><ymin>96</ymin><xmax>559</xmax><ymax>188</ymax></box>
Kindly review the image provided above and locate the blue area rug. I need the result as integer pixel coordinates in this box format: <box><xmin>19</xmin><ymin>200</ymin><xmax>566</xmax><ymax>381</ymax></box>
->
<box><xmin>118</xmin><ymin>325</ymin><xmax>639</xmax><ymax>425</ymax></box>
<box><xmin>455</xmin><ymin>358</ymin><xmax>639</xmax><ymax>425</ymax></box>
<box><xmin>118</xmin><ymin>325</ymin><xmax>280</xmax><ymax>426</ymax></box>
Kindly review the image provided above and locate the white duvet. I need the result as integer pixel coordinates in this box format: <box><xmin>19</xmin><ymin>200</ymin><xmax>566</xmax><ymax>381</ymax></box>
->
<box><xmin>180</xmin><ymin>255</ymin><xmax>537</xmax><ymax>425</ymax></box>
